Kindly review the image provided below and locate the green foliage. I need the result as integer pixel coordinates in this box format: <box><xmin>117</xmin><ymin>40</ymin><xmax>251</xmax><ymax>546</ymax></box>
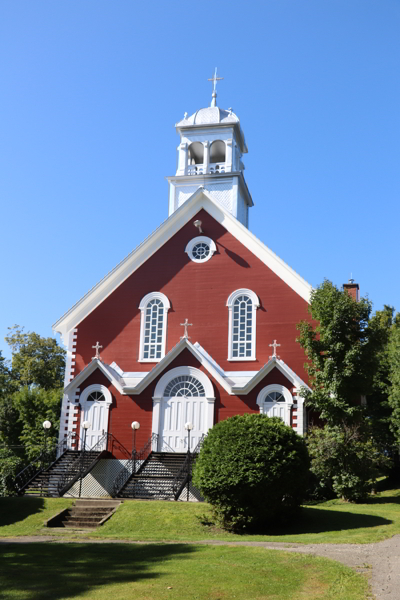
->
<box><xmin>388</xmin><ymin>324</ymin><xmax>400</xmax><ymax>445</ymax></box>
<box><xmin>5</xmin><ymin>325</ymin><xmax>65</xmax><ymax>389</ymax></box>
<box><xmin>297</xmin><ymin>280</ymin><xmax>383</xmax><ymax>425</ymax></box>
<box><xmin>193</xmin><ymin>413</ymin><xmax>310</xmax><ymax>531</ymax></box>
<box><xmin>12</xmin><ymin>387</ymin><xmax>62</xmax><ymax>460</ymax></box>
<box><xmin>0</xmin><ymin>447</ymin><xmax>23</xmax><ymax>497</ymax></box>
<box><xmin>0</xmin><ymin>351</ymin><xmax>20</xmax><ymax>448</ymax></box>
<box><xmin>306</xmin><ymin>425</ymin><xmax>389</xmax><ymax>502</ymax></box>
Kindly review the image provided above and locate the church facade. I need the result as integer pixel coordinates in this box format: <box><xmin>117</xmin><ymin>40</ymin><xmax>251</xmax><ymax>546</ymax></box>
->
<box><xmin>53</xmin><ymin>83</ymin><xmax>317</xmax><ymax>466</ymax></box>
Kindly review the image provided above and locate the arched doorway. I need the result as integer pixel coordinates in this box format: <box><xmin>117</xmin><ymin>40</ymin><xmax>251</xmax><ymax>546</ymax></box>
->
<box><xmin>152</xmin><ymin>367</ymin><xmax>215</xmax><ymax>452</ymax></box>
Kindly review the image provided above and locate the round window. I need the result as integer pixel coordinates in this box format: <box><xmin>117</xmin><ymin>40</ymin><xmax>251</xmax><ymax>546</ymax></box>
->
<box><xmin>185</xmin><ymin>236</ymin><xmax>216</xmax><ymax>263</ymax></box>
<box><xmin>192</xmin><ymin>242</ymin><xmax>210</xmax><ymax>261</ymax></box>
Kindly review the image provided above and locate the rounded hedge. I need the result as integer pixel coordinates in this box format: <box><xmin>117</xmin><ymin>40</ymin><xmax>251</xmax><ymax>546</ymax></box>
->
<box><xmin>193</xmin><ymin>413</ymin><xmax>310</xmax><ymax>531</ymax></box>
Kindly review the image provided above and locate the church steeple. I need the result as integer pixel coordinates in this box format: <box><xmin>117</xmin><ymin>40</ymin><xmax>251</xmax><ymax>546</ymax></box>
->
<box><xmin>167</xmin><ymin>73</ymin><xmax>253</xmax><ymax>227</ymax></box>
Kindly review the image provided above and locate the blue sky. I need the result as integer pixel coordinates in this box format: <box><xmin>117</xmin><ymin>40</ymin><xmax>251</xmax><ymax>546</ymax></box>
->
<box><xmin>1</xmin><ymin>0</ymin><xmax>399</xmax><ymax>359</ymax></box>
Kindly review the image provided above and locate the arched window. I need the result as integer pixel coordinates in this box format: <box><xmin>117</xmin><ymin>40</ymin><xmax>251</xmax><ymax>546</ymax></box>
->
<box><xmin>164</xmin><ymin>375</ymin><xmax>206</xmax><ymax>397</ymax></box>
<box><xmin>188</xmin><ymin>142</ymin><xmax>204</xmax><ymax>165</ymax></box>
<box><xmin>256</xmin><ymin>384</ymin><xmax>293</xmax><ymax>426</ymax></box>
<box><xmin>227</xmin><ymin>289</ymin><xmax>259</xmax><ymax>360</ymax></box>
<box><xmin>139</xmin><ymin>292</ymin><xmax>170</xmax><ymax>362</ymax></box>
<box><xmin>210</xmin><ymin>140</ymin><xmax>226</xmax><ymax>164</ymax></box>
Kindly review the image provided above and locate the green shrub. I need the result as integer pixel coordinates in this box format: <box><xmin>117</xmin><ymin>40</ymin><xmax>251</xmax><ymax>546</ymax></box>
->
<box><xmin>192</xmin><ymin>413</ymin><xmax>310</xmax><ymax>531</ymax></box>
<box><xmin>306</xmin><ymin>424</ymin><xmax>390</xmax><ymax>502</ymax></box>
<box><xmin>0</xmin><ymin>447</ymin><xmax>23</xmax><ymax>497</ymax></box>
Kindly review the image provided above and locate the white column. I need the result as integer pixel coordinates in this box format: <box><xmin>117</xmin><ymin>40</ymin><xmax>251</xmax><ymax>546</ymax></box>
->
<box><xmin>296</xmin><ymin>395</ymin><xmax>305</xmax><ymax>436</ymax></box>
<box><xmin>152</xmin><ymin>398</ymin><xmax>161</xmax><ymax>438</ymax></box>
<box><xmin>225</xmin><ymin>139</ymin><xmax>233</xmax><ymax>172</ymax></box>
<box><xmin>204</xmin><ymin>141</ymin><xmax>210</xmax><ymax>173</ymax></box>
<box><xmin>206</xmin><ymin>398</ymin><xmax>216</xmax><ymax>431</ymax></box>
<box><xmin>177</xmin><ymin>142</ymin><xmax>188</xmax><ymax>175</ymax></box>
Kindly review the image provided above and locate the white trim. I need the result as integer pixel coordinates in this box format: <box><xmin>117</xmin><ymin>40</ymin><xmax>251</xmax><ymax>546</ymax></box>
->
<box><xmin>256</xmin><ymin>384</ymin><xmax>293</xmax><ymax>427</ymax></box>
<box><xmin>53</xmin><ymin>189</ymin><xmax>312</xmax><ymax>338</ymax></box>
<box><xmin>64</xmin><ymin>341</ymin><xmax>310</xmax><ymax>401</ymax></box>
<box><xmin>79</xmin><ymin>384</ymin><xmax>112</xmax><ymax>450</ymax></box>
<box><xmin>227</xmin><ymin>289</ymin><xmax>259</xmax><ymax>361</ymax></box>
<box><xmin>256</xmin><ymin>384</ymin><xmax>293</xmax><ymax>407</ymax></box>
<box><xmin>152</xmin><ymin>366</ymin><xmax>215</xmax><ymax>446</ymax></box>
<box><xmin>80</xmin><ymin>384</ymin><xmax>113</xmax><ymax>405</ymax></box>
<box><xmin>185</xmin><ymin>236</ymin><xmax>217</xmax><ymax>263</ymax></box>
<box><xmin>153</xmin><ymin>366</ymin><xmax>215</xmax><ymax>400</ymax></box>
<box><xmin>138</xmin><ymin>292</ymin><xmax>170</xmax><ymax>362</ymax></box>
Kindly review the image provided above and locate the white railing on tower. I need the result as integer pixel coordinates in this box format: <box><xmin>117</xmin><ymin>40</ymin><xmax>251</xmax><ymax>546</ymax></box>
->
<box><xmin>187</xmin><ymin>163</ymin><xmax>226</xmax><ymax>176</ymax></box>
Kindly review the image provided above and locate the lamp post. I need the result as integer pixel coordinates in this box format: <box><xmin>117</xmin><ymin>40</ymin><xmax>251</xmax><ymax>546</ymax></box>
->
<box><xmin>131</xmin><ymin>421</ymin><xmax>140</xmax><ymax>474</ymax></box>
<box><xmin>42</xmin><ymin>420</ymin><xmax>52</xmax><ymax>462</ymax></box>
<box><xmin>184</xmin><ymin>422</ymin><xmax>194</xmax><ymax>501</ymax></box>
<box><xmin>41</xmin><ymin>421</ymin><xmax>52</xmax><ymax>495</ymax></box>
<box><xmin>79</xmin><ymin>420</ymin><xmax>91</xmax><ymax>498</ymax></box>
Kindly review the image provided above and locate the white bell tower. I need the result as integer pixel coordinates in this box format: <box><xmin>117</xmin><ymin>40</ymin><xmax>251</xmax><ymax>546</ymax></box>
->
<box><xmin>167</xmin><ymin>70</ymin><xmax>253</xmax><ymax>227</ymax></box>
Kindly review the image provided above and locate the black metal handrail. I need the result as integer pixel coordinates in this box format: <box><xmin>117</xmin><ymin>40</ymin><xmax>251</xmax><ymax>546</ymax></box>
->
<box><xmin>172</xmin><ymin>434</ymin><xmax>206</xmax><ymax>501</ymax></box>
<box><xmin>112</xmin><ymin>433</ymin><xmax>159</xmax><ymax>497</ymax></box>
<box><xmin>57</xmin><ymin>431</ymin><xmax>113</xmax><ymax>496</ymax></box>
<box><xmin>14</xmin><ymin>432</ymin><xmax>75</xmax><ymax>495</ymax></box>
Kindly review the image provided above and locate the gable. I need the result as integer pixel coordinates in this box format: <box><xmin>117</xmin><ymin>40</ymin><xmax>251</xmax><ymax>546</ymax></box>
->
<box><xmin>53</xmin><ymin>189</ymin><xmax>312</xmax><ymax>340</ymax></box>
<box><xmin>69</xmin><ymin>208</ymin><xmax>311</xmax><ymax>378</ymax></box>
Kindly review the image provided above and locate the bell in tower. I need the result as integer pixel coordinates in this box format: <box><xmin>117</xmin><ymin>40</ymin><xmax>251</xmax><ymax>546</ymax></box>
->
<box><xmin>167</xmin><ymin>70</ymin><xmax>253</xmax><ymax>227</ymax></box>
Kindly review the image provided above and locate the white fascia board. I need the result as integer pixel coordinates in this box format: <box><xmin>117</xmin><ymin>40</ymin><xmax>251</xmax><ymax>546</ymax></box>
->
<box><xmin>64</xmin><ymin>359</ymin><xmax>124</xmax><ymax>394</ymax></box>
<box><xmin>231</xmin><ymin>357</ymin><xmax>311</xmax><ymax>395</ymax></box>
<box><xmin>122</xmin><ymin>338</ymin><xmax>232</xmax><ymax>395</ymax></box>
<box><xmin>53</xmin><ymin>188</ymin><xmax>312</xmax><ymax>337</ymax></box>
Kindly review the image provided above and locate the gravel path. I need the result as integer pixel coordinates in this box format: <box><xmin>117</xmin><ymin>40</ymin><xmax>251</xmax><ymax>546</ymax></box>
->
<box><xmin>1</xmin><ymin>534</ymin><xmax>399</xmax><ymax>599</ymax></box>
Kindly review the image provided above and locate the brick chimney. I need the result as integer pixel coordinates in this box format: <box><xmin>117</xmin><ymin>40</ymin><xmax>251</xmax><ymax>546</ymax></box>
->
<box><xmin>343</xmin><ymin>278</ymin><xmax>359</xmax><ymax>302</ymax></box>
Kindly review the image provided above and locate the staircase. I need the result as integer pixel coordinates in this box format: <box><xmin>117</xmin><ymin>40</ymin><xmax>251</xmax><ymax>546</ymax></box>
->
<box><xmin>118</xmin><ymin>452</ymin><xmax>190</xmax><ymax>499</ymax></box>
<box><xmin>59</xmin><ymin>499</ymin><xmax>121</xmax><ymax>529</ymax></box>
<box><xmin>23</xmin><ymin>450</ymin><xmax>101</xmax><ymax>497</ymax></box>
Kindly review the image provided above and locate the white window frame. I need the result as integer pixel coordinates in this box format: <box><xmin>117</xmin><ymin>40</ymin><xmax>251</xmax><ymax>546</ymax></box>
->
<box><xmin>227</xmin><ymin>288</ymin><xmax>259</xmax><ymax>361</ymax></box>
<box><xmin>185</xmin><ymin>236</ymin><xmax>217</xmax><ymax>263</ymax></box>
<box><xmin>139</xmin><ymin>292</ymin><xmax>170</xmax><ymax>363</ymax></box>
<box><xmin>256</xmin><ymin>384</ymin><xmax>293</xmax><ymax>427</ymax></box>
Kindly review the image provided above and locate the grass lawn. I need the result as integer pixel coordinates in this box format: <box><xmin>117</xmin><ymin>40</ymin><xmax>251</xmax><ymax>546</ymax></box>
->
<box><xmin>87</xmin><ymin>487</ymin><xmax>400</xmax><ymax>544</ymax></box>
<box><xmin>0</xmin><ymin>486</ymin><xmax>399</xmax><ymax>544</ymax></box>
<box><xmin>0</xmin><ymin>542</ymin><xmax>369</xmax><ymax>600</ymax></box>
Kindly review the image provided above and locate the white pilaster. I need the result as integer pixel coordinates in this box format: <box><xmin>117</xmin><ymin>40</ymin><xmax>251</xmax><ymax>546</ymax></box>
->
<box><xmin>296</xmin><ymin>394</ymin><xmax>305</xmax><ymax>436</ymax></box>
<box><xmin>225</xmin><ymin>139</ymin><xmax>233</xmax><ymax>172</ymax></box>
<box><xmin>204</xmin><ymin>141</ymin><xmax>210</xmax><ymax>172</ymax></box>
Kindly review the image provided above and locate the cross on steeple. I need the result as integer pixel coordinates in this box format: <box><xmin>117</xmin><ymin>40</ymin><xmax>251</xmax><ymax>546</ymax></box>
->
<box><xmin>92</xmin><ymin>341</ymin><xmax>103</xmax><ymax>361</ymax></box>
<box><xmin>208</xmin><ymin>67</ymin><xmax>223</xmax><ymax>107</ymax></box>
<box><xmin>269</xmin><ymin>339</ymin><xmax>281</xmax><ymax>360</ymax></box>
<box><xmin>180</xmin><ymin>319</ymin><xmax>193</xmax><ymax>340</ymax></box>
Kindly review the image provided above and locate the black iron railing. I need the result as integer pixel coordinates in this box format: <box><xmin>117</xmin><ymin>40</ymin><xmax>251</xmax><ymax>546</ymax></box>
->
<box><xmin>172</xmin><ymin>434</ymin><xmax>206</xmax><ymax>501</ymax></box>
<box><xmin>112</xmin><ymin>433</ymin><xmax>159</xmax><ymax>497</ymax></box>
<box><xmin>14</xmin><ymin>432</ymin><xmax>75</xmax><ymax>495</ymax></box>
<box><xmin>57</xmin><ymin>431</ymin><xmax>113</xmax><ymax>497</ymax></box>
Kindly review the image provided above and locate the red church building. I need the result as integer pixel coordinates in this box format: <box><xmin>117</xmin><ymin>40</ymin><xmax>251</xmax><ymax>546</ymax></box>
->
<box><xmin>50</xmin><ymin>80</ymin><xmax>328</xmax><ymax>499</ymax></box>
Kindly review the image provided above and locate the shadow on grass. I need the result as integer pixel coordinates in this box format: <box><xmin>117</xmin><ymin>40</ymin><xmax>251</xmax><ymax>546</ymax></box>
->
<box><xmin>0</xmin><ymin>497</ymin><xmax>45</xmax><ymax>527</ymax></box>
<box><xmin>245</xmin><ymin>507</ymin><xmax>392</xmax><ymax>537</ymax></box>
<box><xmin>0</xmin><ymin>543</ymin><xmax>196</xmax><ymax>600</ymax></box>
<box><xmin>365</xmin><ymin>495</ymin><xmax>400</xmax><ymax>505</ymax></box>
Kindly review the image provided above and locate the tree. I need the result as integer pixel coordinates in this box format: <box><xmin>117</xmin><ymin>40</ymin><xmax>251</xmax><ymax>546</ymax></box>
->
<box><xmin>297</xmin><ymin>280</ymin><xmax>385</xmax><ymax>425</ymax></box>
<box><xmin>5</xmin><ymin>325</ymin><xmax>65</xmax><ymax>389</ymax></box>
<box><xmin>0</xmin><ymin>351</ymin><xmax>20</xmax><ymax>449</ymax></box>
<box><xmin>307</xmin><ymin>424</ymin><xmax>388</xmax><ymax>502</ymax></box>
<box><xmin>193</xmin><ymin>414</ymin><xmax>310</xmax><ymax>531</ymax></box>
<box><xmin>12</xmin><ymin>386</ymin><xmax>63</xmax><ymax>460</ymax></box>
<box><xmin>388</xmin><ymin>321</ymin><xmax>400</xmax><ymax>445</ymax></box>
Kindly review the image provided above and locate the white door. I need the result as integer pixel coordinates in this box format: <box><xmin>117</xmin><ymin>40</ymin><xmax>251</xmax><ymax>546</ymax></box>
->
<box><xmin>160</xmin><ymin>397</ymin><xmax>205</xmax><ymax>452</ymax></box>
<box><xmin>82</xmin><ymin>401</ymin><xmax>108</xmax><ymax>449</ymax></box>
<box><xmin>264</xmin><ymin>402</ymin><xmax>288</xmax><ymax>425</ymax></box>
